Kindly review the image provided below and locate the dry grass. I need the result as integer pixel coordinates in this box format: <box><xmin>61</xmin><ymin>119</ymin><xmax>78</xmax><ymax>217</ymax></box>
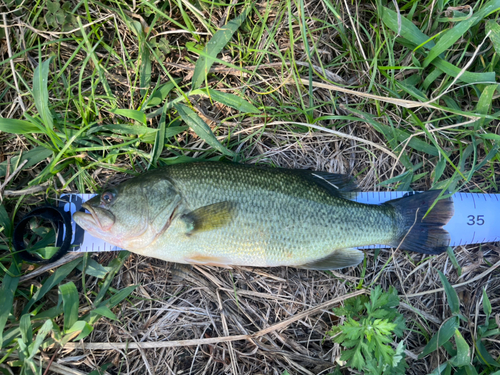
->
<box><xmin>43</xmin><ymin>245</ymin><xmax>499</xmax><ymax>374</ymax></box>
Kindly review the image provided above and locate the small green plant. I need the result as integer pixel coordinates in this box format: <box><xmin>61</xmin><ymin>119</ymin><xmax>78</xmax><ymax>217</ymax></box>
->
<box><xmin>327</xmin><ymin>286</ymin><xmax>408</xmax><ymax>374</ymax></box>
<box><xmin>150</xmin><ymin>39</ymin><xmax>172</xmax><ymax>62</ymax></box>
<box><xmin>418</xmin><ymin>271</ymin><xmax>500</xmax><ymax>374</ymax></box>
<box><xmin>44</xmin><ymin>1</ymin><xmax>78</xmax><ymax>32</ymax></box>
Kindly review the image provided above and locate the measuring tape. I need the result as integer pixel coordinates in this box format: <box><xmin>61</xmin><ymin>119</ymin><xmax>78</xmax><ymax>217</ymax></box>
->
<box><xmin>355</xmin><ymin>191</ymin><xmax>499</xmax><ymax>248</ymax></box>
<box><xmin>53</xmin><ymin>192</ymin><xmax>499</xmax><ymax>253</ymax></box>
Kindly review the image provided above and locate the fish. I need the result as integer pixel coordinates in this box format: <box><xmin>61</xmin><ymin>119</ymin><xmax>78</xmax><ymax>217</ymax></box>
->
<box><xmin>72</xmin><ymin>162</ymin><xmax>454</xmax><ymax>270</ymax></box>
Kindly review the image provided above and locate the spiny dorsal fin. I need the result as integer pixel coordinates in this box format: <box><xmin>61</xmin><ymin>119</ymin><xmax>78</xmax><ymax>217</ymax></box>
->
<box><xmin>288</xmin><ymin>169</ymin><xmax>358</xmax><ymax>199</ymax></box>
<box><xmin>300</xmin><ymin>248</ymin><xmax>364</xmax><ymax>270</ymax></box>
<box><xmin>181</xmin><ymin>202</ymin><xmax>235</xmax><ymax>235</ymax></box>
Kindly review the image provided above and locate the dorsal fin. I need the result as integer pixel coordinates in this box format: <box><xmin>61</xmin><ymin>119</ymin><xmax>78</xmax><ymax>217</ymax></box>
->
<box><xmin>288</xmin><ymin>169</ymin><xmax>358</xmax><ymax>199</ymax></box>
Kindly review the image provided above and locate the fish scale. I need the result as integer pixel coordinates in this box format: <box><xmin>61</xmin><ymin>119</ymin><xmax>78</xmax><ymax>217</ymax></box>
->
<box><xmin>73</xmin><ymin>162</ymin><xmax>453</xmax><ymax>270</ymax></box>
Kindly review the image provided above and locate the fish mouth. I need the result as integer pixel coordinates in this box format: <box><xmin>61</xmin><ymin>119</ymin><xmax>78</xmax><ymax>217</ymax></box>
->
<box><xmin>81</xmin><ymin>203</ymin><xmax>99</xmax><ymax>227</ymax></box>
<box><xmin>74</xmin><ymin>203</ymin><xmax>115</xmax><ymax>232</ymax></box>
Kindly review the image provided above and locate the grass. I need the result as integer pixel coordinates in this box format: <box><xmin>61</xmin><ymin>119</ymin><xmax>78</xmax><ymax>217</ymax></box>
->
<box><xmin>0</xmin><ymin>0</ymin><xmax>499</xmax><ymax>373</ymax></box>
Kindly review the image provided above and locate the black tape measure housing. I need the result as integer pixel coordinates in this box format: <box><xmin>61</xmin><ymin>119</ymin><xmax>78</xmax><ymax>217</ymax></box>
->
<box><xmin>12</xmin><ymin>206</ymin><xmax>72</xmax><ymax>264</ymax></box>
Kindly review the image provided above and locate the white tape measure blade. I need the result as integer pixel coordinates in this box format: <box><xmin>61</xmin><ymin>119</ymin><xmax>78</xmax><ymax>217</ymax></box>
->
<box><xmin>62</xmin><ymin>192</ymin><xmax>500</xmax><ymax>252</ymax></box>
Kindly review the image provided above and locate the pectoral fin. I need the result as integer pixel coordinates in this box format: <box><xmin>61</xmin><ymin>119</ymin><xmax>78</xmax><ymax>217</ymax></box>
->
<box><xmin>300</xmin><ymin>248</ymin><xmax>364</xmax><ymax>270</ymax></box>
<box><xmin>181</xmin><ymin>202</ymin><xmax>235</xmax><ymax>235</ymax></box>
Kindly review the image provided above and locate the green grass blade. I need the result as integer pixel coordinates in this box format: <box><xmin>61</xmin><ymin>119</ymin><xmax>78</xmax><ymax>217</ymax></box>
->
<box><xmin>93</xmin><ymin>251</ymin><xmax>129</xmax><ymax>307</ymax></box>
<box><xmin>0</xmin><ymin>204</ymin><xmax>12</xmax><ymax>237</ymax></box>
<box><xmin>437</xmin><ymin>270</ymin><xmax>461</xmax><ymax>315</ymax></box>
<box><xmin>32</xmin><ymin>57</ymin><xmax>63</xmax><ymax>150</ymax></box>
<box><xmin>408</xmin><ymin>112</ymin><xmax>467</xmax><ymax>182</ymax></box>
<box><xmin>471</xmin><ymin>142</ymin><xmax>499</xmax><ymax>175</ymax></box>
<box><xmin>174</xmin><ymin>103</ymin><xmax>235</xmax><ymax>157</ymax></box>
<box><xmin>139</xmin><ymin>0</ymin><xmax>187</xmax><ymax>30</ymax></box>
<box><xmin>424</xmin><ymin>0</ymin><xmax>500</xmax><ymax>67</ymax></box>
<box><xmin>419</xmin><ymin>317</ymin><xmax>459</xmax><ymax>358</ymax></box>
<box><xmin>19</xmin><ymin>314</ymin><xmax>32</xmax><ymax>349</ymax></box>
<box><xmin>59</xmin><ymin>282</ymin><xmax>79</xmax><ymax>332</ymax></box>
<box><xmin>76</xmin><ymin>258</ymin><xmax>111</xmax><ymax>279</ymax></box>
<box><xmin>381</xmin><ymin>7</ymin><xmax>435</xmax><ymax>49</ymax></box>
<box><xmin>345</xmin><ymin>107</ymin><xmax>439</xmax><ymax>156</ymax></box>
<box><xmin>0</xmin><ymin>119</ymin><xmax>45</xmax><ymax>134</ymax></box>
<box><xmin>298</xmin><ymin>0</ymin><xmax>313</xmax><ymax>121</ymax></box>
<box><xmin>0</xmin><ymin>147</ymin><xmax>53</xmax><ymax>178</ymax></box>
<box><xmin>450</xmin><ymin>330</ymin><xmax>470</xmax><ymax>367</ymax></box>
<box><xmin>33</xmin><ymin>57</ymin><xmax>55</xmax><ymax>131</ymax></box>
<box><xmin>91</xmin><ymin>306</ymin><xmax>117</xmax><ymax>321</ymax></box>
<box><xmin>73</xmin><ymin>322</ymin><xmax>93</xmax><ymax>341</ymax></box>
<box><xmin>423</xmin><ymin>67</ymin><xmax>444</xmax><ymax>89</ymax></box>
<box><xmin>446</xmin><ymin>247</ymin><xmax>462</xmax><ymax>277</ymax></box>
<box><xmin>100</xmin><ymin>285</ymin><xmax>138</xmax><ymax>309</ymax></box>
<box><xmin>165</xmin><ymin>126</ymin><xmax>189</xmax><ymax>139</ymax></box>
<box><xmin>77</xmin><ymin>18</ymin><xmax>114</xmax><ymax>104</ymax></box>
<box><xmin>480</xmin><ymin>133</ymin><xmax>500</xmax><ymax>141</ymax></box>
<box><xmin>48</xmin><ymin>122</ymin><xmax>94</xmax><ymax>176</ymax></box>
<box><xmin>486</xmin><ymin>20</ymin><xmax>500</xmax><ymax>53</ymax></box>
<box><xmin>381</xmin><ymin>7</ymin><xmax>496</xmax><ymax>83</ymax></box>
<box><xmin>22</xmin><ymin>258</ymin><xmax>82</xmax><ymax>315</ymax></box>
<box><xmin>191</xmin><ymin>89</ymin><xmax>259</xmax><ymax>113</ymax></box>
<box><xmin>140</xmin><ymin>41</ymin><xmax>151</xmax><ymax>99</ymax></box>
<box><xmin>95</xmin><ymin>124</ymin><xmax>157</xmax><ymax>136</ymax></box>
<box><xmin>0</xmin><ymin>264</ymin><xmax>19</xmax><ymax>349</ymax></box>
<box><xmin>476</xmin><ymin>339</ymin><xmax>500</xmax><ymax>367</ymax></box>
<box><xmin>150</xmin><ymin>102</ymin><xmax>168</xmax><ymax>168</ymax></box>
<box><xmin>144</xmin><ymin>79</ymin><xmax>182</xmax><ymax>109</ymax></box>
<box><xmin>432</xmin><ymin>157</ymin><xmax>447</xmax><ymax>186</ymax></box>
<box><xmin>141</xmin><ymin>125</ymin><xmax>189</xmax><ymax>144</ymax></box>
<box><xmin>482</xmin><ymin>288</ymin><xmax>492</xmax><ymax>319</ymax></box>
<box><xmin>472</xmin><ymin>85</ymin><xmax>497</xmax><ymax>129</ymax></box>
<box><xmin>191</xmin><ymin>6</ymin><xmax>251</xmax><ymax>89</ymax></box>
<box><xmin>28</xmin><ymin>319</ymin><xmax>52</xmax><ymax>360</ymax></box>
<box><xmin>61</xmin><ymin>320</ymin><xmax>93</xmax><ymax>343</ymax></box>
<box><xmin>177</xmin><ymin>0</ymin><xmax>197</xmax><ymax>34</ymax></box>
<box><xmin>127</xmin><ymin>18</ymin><xmax>152</xmax><ymax>99</ymax></box>
<box><xmin>110</xmin><ymin>109</ymin><xmax>147</xmax><ymax>125</ymax></box>
<box><xmin>88</xmin><ymin>285</ymin><xmax>137</xmax><ymax>325</ymax></box>
<box><xmin>431</xmin><ymin>57</ymin><xmax>496</xmax><ymax>84</ymax></box>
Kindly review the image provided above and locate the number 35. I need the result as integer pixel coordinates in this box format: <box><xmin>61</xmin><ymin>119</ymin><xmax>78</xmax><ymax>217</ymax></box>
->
<box><xmin>467</xmin><ymin>215</ymin><xmax>485</xmax><ymax>225</ymax></box>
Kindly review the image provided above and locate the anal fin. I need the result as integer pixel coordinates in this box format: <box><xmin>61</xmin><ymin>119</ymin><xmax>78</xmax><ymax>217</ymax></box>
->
<box><xmin>300</xmin><ymin>248</ymin><xmax>364</xmax><ymax>270</ymax></box>
<box><xmin>184</xmin><ymin>254</ymin><xmax>233</xmax><ymax>268</ymax></box>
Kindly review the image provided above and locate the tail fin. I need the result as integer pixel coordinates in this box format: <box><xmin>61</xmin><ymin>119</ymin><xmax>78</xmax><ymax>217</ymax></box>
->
<box><xmin>386</xmin><ymin>191</ymin><xmax>454</xmax><ymax>255</ymax></box>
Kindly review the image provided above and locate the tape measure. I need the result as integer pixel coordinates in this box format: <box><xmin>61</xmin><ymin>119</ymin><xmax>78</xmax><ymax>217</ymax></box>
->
<box><xmin>355</xmin><ymin>191</ymin><xmax>499</xmax><ymax>248</ymax></box>
<box><xmin>13</xmin><ymin>192</ymin><xmax>500</xmax><ymax>261</ymax></box>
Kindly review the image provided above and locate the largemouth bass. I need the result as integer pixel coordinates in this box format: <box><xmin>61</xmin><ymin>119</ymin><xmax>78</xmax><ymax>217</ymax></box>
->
<box><xmin>73</xmin><ymin>162</ymin><xmax>454</xmax><ymax>270</ymax></box>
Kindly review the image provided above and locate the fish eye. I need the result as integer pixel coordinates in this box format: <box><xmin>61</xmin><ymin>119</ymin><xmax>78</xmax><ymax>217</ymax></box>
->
<box><xmin>101</xmin><ymin>191</ymin><xmax>116</xmax><ymax>204</ymax></box>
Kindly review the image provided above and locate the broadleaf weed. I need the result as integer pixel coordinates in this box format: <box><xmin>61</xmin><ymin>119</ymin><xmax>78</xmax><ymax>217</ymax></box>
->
<box><xmin>327</xmin><ymin>286</ymin><xmax>408</xmax><ymax>374</ymax></box>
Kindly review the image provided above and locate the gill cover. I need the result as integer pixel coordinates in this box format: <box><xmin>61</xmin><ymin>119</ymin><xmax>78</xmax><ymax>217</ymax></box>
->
<box><xmin>74</xmin><ymin>177</ymin><xmax>183</xmax><ymax>250</ymax></box>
